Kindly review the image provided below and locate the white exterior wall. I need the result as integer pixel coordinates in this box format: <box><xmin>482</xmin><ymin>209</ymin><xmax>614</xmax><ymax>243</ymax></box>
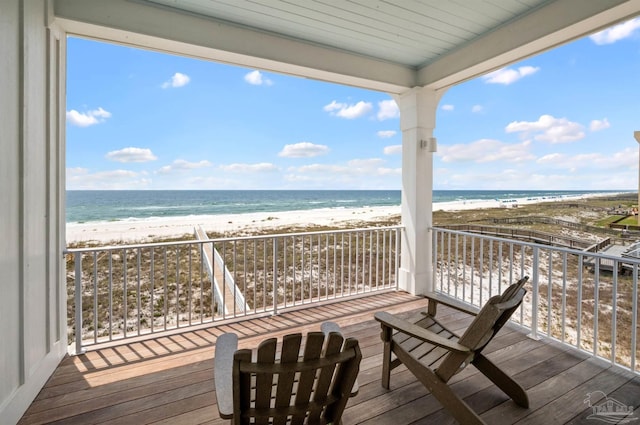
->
<box><xmin>0</xmin><ymin>1</ymin><xmax>67</xmax><ymax>423</ymax></box>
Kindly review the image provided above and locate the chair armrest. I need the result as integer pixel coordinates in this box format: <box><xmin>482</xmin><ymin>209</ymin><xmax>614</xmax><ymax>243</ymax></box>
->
<box><xmin>424</xmin><ymin>291</ymin><xmax>480</xmax><ymax>317</ymax></box>
<box><xmin>214</xmin><ymin>333</ymin><xmax>238</xmax><ymax>419</ymax></box>
<box><xmin>320</xmin><ymin>321</ymin><xmax>359</xmax><ymax>395</ymax></box>
<box><xmin>374</xmin><ymin>312</ymin><xmax>470</xmax><ymax>354</ymax></box>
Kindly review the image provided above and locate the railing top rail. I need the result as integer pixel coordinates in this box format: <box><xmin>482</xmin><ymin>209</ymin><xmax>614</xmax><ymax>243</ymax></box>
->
<box><xmin>65</xmin><ymin>224</ymin><xmax>404</xmax><ymax>254</ymax></box>
<box><xmin>433</xmin><ymin>226</ymin><xmax>640</xmax><ymax>265</ymax></box>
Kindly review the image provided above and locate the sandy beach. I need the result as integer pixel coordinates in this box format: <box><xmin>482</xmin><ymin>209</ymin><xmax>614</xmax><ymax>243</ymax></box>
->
<box><xmin>65</xmin><ymin>192</ymin><xmax>628</xmax><ymax>244</ymax></box>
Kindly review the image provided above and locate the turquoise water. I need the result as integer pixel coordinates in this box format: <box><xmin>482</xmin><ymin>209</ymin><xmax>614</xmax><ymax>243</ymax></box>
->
<box><xmin>66</xmin><ymin>189</ymin><xmax>623</xmax><ymax>224</ymax></box>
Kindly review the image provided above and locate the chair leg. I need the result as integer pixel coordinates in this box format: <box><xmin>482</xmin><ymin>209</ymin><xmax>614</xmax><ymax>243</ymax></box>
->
<box><xmin>381</xmin><ymin>340</ymin><xmax>392</xmax><ymax>389</ymax></box>
<box><xmin>473</xmin><ymin>353</ymin><xmax>529</xmax><ymax>408</ymax></box>
<box><xmin>379</xmin><ymin>326</ymin><xmax>394</xmax><ymax>389</ymax></box>
<box><xmin>394</xmin><ymin>346</ymin><xmax>486</xmax><ymax>425</ymax></box>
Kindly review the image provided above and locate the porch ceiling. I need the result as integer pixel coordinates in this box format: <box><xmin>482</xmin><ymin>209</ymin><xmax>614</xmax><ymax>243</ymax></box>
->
<box><xmin>54</xmin><ymin>0</ymin><xmax>640</xmax><ymax>92</ymax></box>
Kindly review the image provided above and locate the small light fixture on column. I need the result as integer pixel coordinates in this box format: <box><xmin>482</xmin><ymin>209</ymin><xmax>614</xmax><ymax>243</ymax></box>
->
<box><xmin>419</xmin><ymin>137</ymin><xmax>437</xmax><ymax>152</ymax></box>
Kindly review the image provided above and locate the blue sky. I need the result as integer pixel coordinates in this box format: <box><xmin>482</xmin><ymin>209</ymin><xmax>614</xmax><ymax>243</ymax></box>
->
<box><xmin>66</xmin><ymin>18</ymin><xmax>640</xmax><ymax>191</ymax></box>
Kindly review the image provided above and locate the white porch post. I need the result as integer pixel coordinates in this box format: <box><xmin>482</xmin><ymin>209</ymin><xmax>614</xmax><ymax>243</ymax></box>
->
<box><xmin>395</xmin><ymin>87</ymin><xmax>444</xmax><ymax>295</ymax></box>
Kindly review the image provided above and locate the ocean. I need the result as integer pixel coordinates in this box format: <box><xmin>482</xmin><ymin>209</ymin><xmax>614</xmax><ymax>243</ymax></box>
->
<box><xmin>65</xmin><ymin>190</ymin><xmax>624</xmax><ymax>224</ymax></box>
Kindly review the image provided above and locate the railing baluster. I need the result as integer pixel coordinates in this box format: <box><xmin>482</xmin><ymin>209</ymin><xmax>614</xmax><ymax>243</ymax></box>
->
<box><xmin>498</xmin><ymin>241</ymin><xmax>503</xmax><ymax>294</ymax></box>
<box><xmin>462</xmin><ymin>235</ymin><xmax>467</xmax><ymax>302</ymax></box>
<box><xmin>253</xmin><ymin>239</ymin><xmax>257</xmax><ymax>313</ymax></box>
<box><xmin>175</xmin><ymin>246</ymin><xmax>180</xmax><ymax>328</ymax></box>
<box><xmin>369</xmin><ymin>230</ymin><xmax>373</xmax><ymax>293</ymax></box>
<box><xmin>188</xmin><ymin>244</ymin><xmax>192</xmax><ymax>326</ymax></box>
<box><xmin>318</xmin><ymin>234</ymin><xmax>322</xmax><ymax>300</ymax></box>
<box><xmin>547</xmin><ymin>250</ymin><xmax>552</xmax><ymax>337</ymax></box>
<box><xmin>479</xmin><ymin>238</ymin><xmax>484</xmax><ymax>307</ymax></box>
<box><xmin>263</xmin><ymin>239</ymin><xmax>268</xmax><ymax>311</ymax></box>
<box><xmin>108</xmin><ymin>252</ymin><xmax>113</xmax><ymax>341</ymax></box>
<box><xmin>123</xmin><ymin>248</ymin><xmax>127</xmax><ymax>338</ymax></box>
<box><xmin>333</xmin><ymin>233</ymin><xmax>337</xmax><ymax>297</ymax></box>
<box><xmin>470</xmin><ymin>237</ymin><xmax>475</xmax><ymax>306</ymax></box>
<box><xmin>632</xmin><ymin>264</ymin><xmax>638</xmax><ymax>372</ymax></box>
<box><xmin>137</xmin><ymin>247</ymin><xmax>141</xmax><ymax>336</ymax></box>
<box><xmin>375</xmin><ymin>230</ymin><xmax>380</xmax><ymax>290</ymax></box>
<box><xmin>577</xmin><ymin>255</ymin><xmax>583</xmax><ymax>350</ymax></box>
<box><xmin>74</xmin><ymin>252</ymin><xmax>84</xmax><ymax>355</ymax></box>
<box><xmin>292</xmin><ymin>236</ymin><xmax>297</xmax><ymax>305</ymax></box>
<box><xmin>488</xmin><ymin>239</ymin><xmax>493</xmax><ymax>298</ymax></box>
<box><xmin>273</xmin><ymin>238</ymin><xmax>278</xmax><ymax>315</ymax></box>
<box><xmin>561</xmin><ymin>252</ymin><xmax>567</xmax><ymax>343</ymax></box>
<box><xmin>163</xmin><ymin>246</ymin><xmax>167</xmax><ymax>330</ymax></box>
<box><xmin>355</xmin><ymin>233</ymin><xmax>359</xmax><ymax>294</ymax></box>
<box><xmin>341</xmin><ymin>233</ymin><xmax>345</xmax><ymax>295</ymax></box>
<box><xmin>612</xmin><ymin>261</ymin><xmax>618</xmax><ymax>365</ymax></box>
<box><xmin>454</xmin><ymin>233</ymin><xmax>459</xmax><ymax>299</ymax></box>
<box><xmin>446</xmin><ymin>232</ymin><xmax>451</xmax><ymax>295</ymax></box>
<box><xmin>151</xmin><ymin>248</ymin><xmax>155</xmax><ymax>331</ymax></box>
<box><xmin>198</xmin><ymin>244</ymin><xmax>203</xmax><ymax>324</ymax></box>
<box><xmin>283</xmin><ymin>236</ymin><xmax>288</xmax><ymax>307</ymax></box>
<box><xmin>93</xmin><ymin>252</ymin><xmax>97</xmax><ymax>344</ymax></box>
<box><xmin>594</xmin><ymin>256</ymin><xmax>600</xmax><ymax>357</ymax></box>
<box><xmin>394</xmin><ymin>227</ymin><xmax>399</xmax><ymax>289</ymax></box>
<box><xmin>529</xmin><ymin>246</ymin><xmax>539</xmax><ymax>340</ymax></box>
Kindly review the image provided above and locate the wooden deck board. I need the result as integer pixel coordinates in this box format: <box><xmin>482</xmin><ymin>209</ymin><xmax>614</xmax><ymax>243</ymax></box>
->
<box><xmin>18</xmin><ymin>290</ymin><xmax>640</xmax><ymax>425</ymax></box>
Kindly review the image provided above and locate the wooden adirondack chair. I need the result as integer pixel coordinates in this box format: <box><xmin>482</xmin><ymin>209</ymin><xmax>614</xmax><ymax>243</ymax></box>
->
<box><xmin>374</xmin><ymin>276</ymin><xmax>530</xmax><ymax>425</ymax></box>
<box><xmin>214</xmin><ymin>322</ymin><xmax>361</xmax><ymax>425</ymax></box>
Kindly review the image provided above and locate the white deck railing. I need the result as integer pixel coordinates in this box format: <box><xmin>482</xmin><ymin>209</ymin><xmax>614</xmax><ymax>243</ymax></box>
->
<box><xmin>433</xmin><ymin>227</ymin><xmax>639</xmax><ymax>376</ymax></box>
<box><xmin>67</xmin><ymin>226</ymin><xmax>401</xmax><ymax>353</ymax></box>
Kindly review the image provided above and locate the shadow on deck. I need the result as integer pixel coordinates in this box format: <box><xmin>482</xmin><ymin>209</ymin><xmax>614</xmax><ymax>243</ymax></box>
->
<box><xmin>19</xmin><ymin>291</ymin><xmax>640</xmax><ymax>424</ymax></box>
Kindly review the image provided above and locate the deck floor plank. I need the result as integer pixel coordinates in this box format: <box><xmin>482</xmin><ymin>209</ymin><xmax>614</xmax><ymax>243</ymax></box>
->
<box><xmin>18</xmin><ymin>291</ymin><xmax>640</xmax><ymax>425</ymax></box>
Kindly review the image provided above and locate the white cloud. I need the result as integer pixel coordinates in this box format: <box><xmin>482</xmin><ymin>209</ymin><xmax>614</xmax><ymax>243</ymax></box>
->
<box><xmin>66</xmin><ymin>107</ymin><xmax>111</xmax><ymax>127</ymax></box>
<box><xmin>589</xmin><ymin>18</ymin><xmax>640</xmax><ymax>45</ymax></box>
<box><xmin>324</xmin><ymin>100</ymin><xmax>373</xmax><ymax>119</ymax></box>
<box><xmin>66</xmin><ymin>168</ymin><xmax>151</xmax><ymax>190</ymax></box>
<box><xmin>377</xmin><ymin>99</ymin><xmax>399</xmax><ymax>120</ymax></box>
<box><xmin>219</xmin><ymin>162</ymin><xmax>278</xmax><ymax>172</ymax></box>
<box><xmin>157</xmin><ymin>159</ymin><xmax>212</xmax><ymax>174</ymax></box>
<box><xmin>288</xmin><ymin>158</ymin><xmax>400</xmax><ymax>177</ymax></box>
<box><xmin>472</xmin><ymin>105</ymin><xmax>483</xmax><ymax>113</ymax></box>
<box><xmin>441</xmin><ymin>104</ymin><xmax>454</xmax><ymax>111</ymax></box>
<box><xmin>536</xmin><ymin>147</ymin><xmax>638</xmax><ymax>170</ymax></box>
<box><xmin>482</xmin><ymin>66</ymin><xmax>540</xmax><ymax>85</ymax></box>
<box><xmin>505</xmin><ymin>114</ymin><xmax>585</xmax><ymax>143</ymax></box>
<box><xmin>384</xmin><ymin>145</ymin><xmax>402</xmax><ymax>155</ymax></box>
<box><xmin>161</xmin><ymin>72</ymin><xmax>190</xmax><ymax>89</ymax></box>
<box><xmin>279</xmin><ymin>142</ymin><xmax>330</xmax><ymax>158</ymax></box>
<box><xmin>377</xmin><ymin>130</ymin><xmax>397</xmax><ymax>138</ymax></box>
<box><xmin>438</xmin><ymin>139</ymin><xmax>535</xmax><ymax>163</ymax></box>
<box><xmin>105</xmin><ymin>147</ymin><xmax>158</xmax><ymax>163</ymax></box>
<box><xmin>589</xmin><ymin>118</ymin><xmax>610</xmax><ymax>132</ymax></box>
<box><xmin>244</xmin><ymin>70</ymin><xmax>274</xmax><ymax>86</ymax></box>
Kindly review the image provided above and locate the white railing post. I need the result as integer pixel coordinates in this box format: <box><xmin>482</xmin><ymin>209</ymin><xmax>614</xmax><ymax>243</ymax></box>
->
<box><xmin>528</xmin><ymin>246</ymin><xmax>541</xmax><ymax>340</ymax></box>
<box><xmin>272</xmin><ymin>238</ymin><xmax>278</xmax><ymax>315</ymax></box>
<box><xmin>73</xmin><ymin>252</ymin><xmax>85</xmax><ymax>355</ymax></box>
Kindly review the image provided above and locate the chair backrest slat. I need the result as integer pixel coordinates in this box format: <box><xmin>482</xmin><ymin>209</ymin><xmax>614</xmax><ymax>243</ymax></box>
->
<box><xmin>309</xmin><ymin>333</ymin><xmax>344</xmax><ymax>423</ymax></box>
<box><xmin>273</xmin><ymin>334</ymin><xmax>303</xmax><ymax>425</ymax></box>
<box><xmin>255</xmin><ymin>338</ymin><xmax>277</xmax><ymax>425</ymax></box>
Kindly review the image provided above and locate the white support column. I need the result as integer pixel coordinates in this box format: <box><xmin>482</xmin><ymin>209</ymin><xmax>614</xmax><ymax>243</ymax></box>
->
<box><xmin>394</xmin><ymin>87</ymin><xmax>444</xmax><ymax>295</ymax></box>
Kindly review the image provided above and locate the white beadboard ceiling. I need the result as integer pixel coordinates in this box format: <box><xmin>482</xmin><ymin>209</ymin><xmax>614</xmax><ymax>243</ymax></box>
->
<box><xmin>145</xmin><ymin>0</ymin><xmax>548</xmax><ymax>68</ymax></box>
<box><xmin>55</xmin><ymin>0</ymin><xmax>640</xmax><ymax>92</ymax></box>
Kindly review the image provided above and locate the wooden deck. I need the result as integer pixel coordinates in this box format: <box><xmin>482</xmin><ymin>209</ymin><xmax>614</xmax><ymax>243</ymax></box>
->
<box><xmin>19</xmin><ymin>291</ymin><xmax>640</xmax><ymax>425</ymax></box>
